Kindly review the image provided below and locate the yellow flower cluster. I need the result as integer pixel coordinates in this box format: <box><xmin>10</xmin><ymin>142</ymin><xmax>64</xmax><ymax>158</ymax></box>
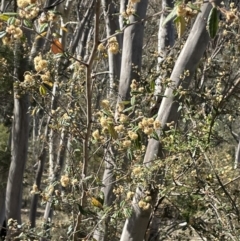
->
<box><xmin>101</xmin><ymin>99</ymin><xmax>110</xmax><ymax>109</ymax></box>
<box><xmin>2</xmin><ymin>25</ymin><xmax>23</xmax><ymax>45</ymax></box>
<box><xmin>6</xmin><ymin>25</ymin><xmax>23</xmax><ymax>39</ymax></box>
<box><xmin>132</xmin><ymin>166</ymin><xmax>142</xmax><ymax>177</ymax></box>
<box><xmin>41</xmin><ymin>184</ymin><xmax>54</xmax><ymax>201</ymax></box>
<box><xmin>60</xmin><ymin>175</ymin><xmax>70</xmax><ymax>187</ymax></box>
<box><xmin>30</xmin><ymin>184</ymin><xmax>39</xmax><ymax>194</ymax></box>
<box><xmin>138</xmin><ymin>118</ymin><xmax>161</xmax><ymax>135</ymax></box>
<box><xmin>24</xmin><ymin>73</ymin><xmax>34</xmax><ymax>83</ymax></box>
<box><xmin>17</xmin><ymin>0</ymin><xmax>30</xmax><ymax>8</ymax></box>
<box><xmin>19</xmin><ymin>6</ymin><xmax>39</xmax><ymax>20</ymax></box>
<box><xmin>121</xmin><ymin>0</ymin><xmax>140</xmax><ymax>17</ymax></box>
<box><xmin>98</xmin><ymin>43</ymin><xmax>105</xmax><ymax>52</ymax></box>
<box><xmin>7</xmin><ymin>218</ymin><xmax>18</xmax><ymax>230</ymax></box>
<box><xmin>39</xmin><ymin>12</ymin><xmax>58</xmax><ymax>23</ymax></box>
<box><xmin>92</xmin><ymin>129</ymin><xmax>100</xmax><ymax>140</ymax></box>
<box><xmin>100</xmin><ymin>116</ymin><xmax>108</xmax><ymax>127</ymax></box>
<box><xmin>130</xmin><ymin>79</ymin><xmax>137</xmax><ymax>90</ymax></box>
<box><xmin>119</xmin><ymin>114</ymin><xmax>128</xmax><ymax>123</ymax></box>
<box><xmin>128</xmin><ymin>130</ymin><xmax>138</xmax><ymax>140</ymax></box>
<box><xmin>122</xmin><ymin>140</ymin><xmax>131</xmax><ymax>148</ymax></box>
<box><xmin>108</xmin><ymin>37</ymin><xmax>119</xmax><ymax>54</ymax></box>
<box><xmin>41</xmin><ymin>71</ymin><xmax>51</xmax><ymax>82</ymax></box>
<box><xmin>34</xmin><ymin>55</ymin><xmax>48</xmax><ymax>72</ymax></box>
<box><xmin>138</xmin><ymin>200</ymin><xmax>151</xmax><ymax>210</ymax></box>
<box><xmin>114</xmin><ymin>124</ymin><xmax>124</xmax><ymax>133</ymax></box>
<box><xmin>126</xmin><ymin>191</ymin><xmax>135</xmax><ymax>200</ymax></box>
<box><xmin>113</xmin><ymin>185</ymin><xmax>124</xmax><ymax>196</ymax></box>
<box><xmin>117</xmin><ymin>102</ymin><xmax>125</xmax><ymax>112</ymax></box>
<box><xmin>71</xmin><ymin>179</ymin><xmax>78</xmax><ymax>186</ymax></box>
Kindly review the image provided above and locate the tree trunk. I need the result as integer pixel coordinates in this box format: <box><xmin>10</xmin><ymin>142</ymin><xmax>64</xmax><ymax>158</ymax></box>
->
<box><xmin>234</xmin><ymin>139</ymin><xmax>240</xmax><ymax>169</ymax></box>
<box><xmin>94</xmin><ymin>1</ymin><xmax>149</xmax><ymax>240</ymax></box>
<box><xmin>154</xmin><ymin>0</ymin><xmax>174</xmax><ymax>96</ymax></box>
<box><xmin>5</xmin><ymin>94</ymin><xmax>29</xmax><ymax>223</ymax></box>
<box><xmin>29</xmin><ymin>115</ymin><xmax>50</xmax><ymax>228</ymax></box>
<box><xmin>120</xmin><ymin>2</ymin><xmax>220</xmax><ymax>241</ymax></box>
<box><xmin>148</xmin><ymin>0</ymin><xmax>175</xmax><ymax>238</ymax></box>
<box><xmin>102</xmin><ymin>0</ymin><xmax>122</xmax><ymax>96</ymax></box>
<box><xmin>117</xmin><ymin>0</ymin><xmax>149</xmax><ymax>104</ymax></box>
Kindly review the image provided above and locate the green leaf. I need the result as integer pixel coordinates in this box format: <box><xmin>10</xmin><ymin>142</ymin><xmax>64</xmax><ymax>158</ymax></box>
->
<box><xmin>123</xmin><ymin>208</ymin><xmax>132</xmax><ymax>218</ymax></box>
<box><xmin>102</xmin><ymin>109</ymin><xmax>113</xmax><ymax>117</ymax></box>
<box><xmin>131</xmin><ymin>95</ymin><xmax>136</xmax><ymax>106</ymax></box>
<box><xmin>0</xmin><ymin>31</ymin><xmax>6</xmax><ymax>38</ymax></box>
<box><xmin>119</xmin><ymin>101</ymin><xmax>130</xmax><ymax>105</ymax></box>
<box><xmin>39</xmin><ymin>85</ymin><xmax>47</xmax><ymax>96</ymax></box>
<box><xmin>24</xmin><ymin>19</ymin><xmax>32</xmax><ymax>28</ymax></box>
<box><xmin>150</xmin><ymin>80</ymin><xmax>155</xmax><ymax>92</ymax></box>
<box><xmin>151</xmin><ymin>130</ymin><xmax>159</xmax><ymax>141</ymax></box>
<box><xmin>39</xmin><ymin>23</ymin><xmax>48</xmax><ymax>33</ymax></box>
<box><xmin>120</xmin><ymin>200</ymin><xmax>126</xmax><ymax>207</ymax></box>
<box><xmin>207</xmin><ymin>7</ymin><xmax>218</xmax><ymax>38</ymax></box>
<box><xmin>162</xmin><ymin>6</ymin><xmax>178</xmax><ymax>27</ymax></box>
<box><xmin>2</xmin><ymin>12</ymin><xmax>18</xmax><ymax>16</ymax></box>
<box><xmin>53</xmin><ymin>53</ymin><xmax>64</xmax><ymax>59</ymax></box>
<box><xmin>122</xmin><ymin>106</ymin><xmax>134</xmax><ymax>113</ymax></box>
<box><xmin>7</xmin><ymin>16</ymin><xmax>15</xmax><ymax>25</ymax></box>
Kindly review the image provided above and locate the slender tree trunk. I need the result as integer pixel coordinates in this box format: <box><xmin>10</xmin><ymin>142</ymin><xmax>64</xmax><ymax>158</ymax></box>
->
<box><xmin>119</xmin><ymin>0</ymin><xmax>128</xmax><ymax>29</ymax></box>
<box><xmin>5</xmin><ymin>93</ymin><xmax>29</xmax><ymax>225</ymax></box>
<box><xmin>117</xmin><ymin>0</ymin><xmax>148</xmax><ymax>104</ymax></box>
<box><xmin>234</xmin><ymin>139</ymin><xmax>240</xmax><ymax>169</ymax></box>
<box><xmin>5</xmin><ymin>33</ymin><xmax>32</xmax><ymax>240</ymax></box>
<box><xmin>94</xmin><ymin>1</ymin><xmax>149</xmax><ymax>241</ymax></box>
<box><xmin>148</xmin><ymin>0</ymin><xmax>175</xmax><ymax>238</ymax></box>
<box><xmin>102</xmin><ymin>0</ymin><xmax>122</xmax><ymax>96</ymax></box>
<box><xmin>72</xmin><ymin>1</ymin><xmax>101</xmax><ymax>240</ymax></box>
<box><xmin>155</xmin><ymin>0</ymin><xmax>174</xmax><ymax>96</ymax></box>
<box><xmin>120</xmin><ymin>2</ymin><xmax>221</xmax><ymax>241</ymax></box>
<box><xmin>29</xmin><ymin>115</ymin><xmax>50</xmax><ymax>228</ymax></box>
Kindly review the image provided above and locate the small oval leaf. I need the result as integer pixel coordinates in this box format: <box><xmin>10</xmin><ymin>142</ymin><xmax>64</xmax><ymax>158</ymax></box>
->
<box><xmin>39</xmin><ymin>85</ymin><xmax>47</xmax><ymax>96</ymax></box>
<box><xmin>207</xmin><ymin>7</ymin><xmax>218</xmax><ymax>38</ymax></box>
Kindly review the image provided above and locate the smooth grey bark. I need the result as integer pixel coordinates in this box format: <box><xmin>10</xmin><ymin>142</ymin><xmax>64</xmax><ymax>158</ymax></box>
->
<box><xmin>5</xmin><ymin>94</ymin><xmax>29</xmax><ymax>223</ymax></box>
<box><xmin>119</xmin><ymin>0</ymin><xmax>128</xmax><ymax>29</ymax></box>
<box><xmin>120</xmin><ymin>2</ymin><xmax>220</xmax><ymax>241</ymax></box>
<box><xmin>155</xmin><ymin>0</ymin><xmax>174</xmax><ymax>96</ymax></box>
<box><xmin>234</xmin><ymin>138</ymin><xmax>240</xmax><ymax>169</ymax></box>
<box><xmin>102</xmin><ymin>0</ymin><xmax>122</xmax><ymax>96</ymax></box>
<box><xmin>148</xmin><ymin>0</ymin><xmax>175</xmax><ymax>239</ymax></box>
<box><xmin>117</xmin><ymin>0</ymin><xmax>149</xmax><ymax>104</ymax></box>
<box><xmin>5</xmin><ymin>27</ymin><xmax>32</xmax><ymax>235</ymax></box>
<box><xmin>28</xmin><ymin>0</ymin><xmax>57</xmax><ymax>223</ymax></box>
